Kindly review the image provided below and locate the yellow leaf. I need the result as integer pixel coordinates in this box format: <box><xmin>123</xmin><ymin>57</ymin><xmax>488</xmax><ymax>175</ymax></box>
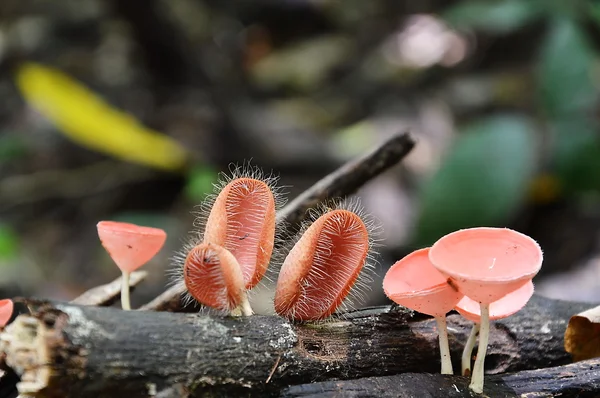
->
<box><xmin>16</xmin><ymin>62</ymin><xmax>189</xmax><ymax>172</ymax></box>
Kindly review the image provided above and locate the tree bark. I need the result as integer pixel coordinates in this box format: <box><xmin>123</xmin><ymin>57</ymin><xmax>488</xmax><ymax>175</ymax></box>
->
<box><xmin>0</xmin><ymin>295</ymin><xmax>591</xmax><ymax>397</ymax></box>
<box><xmin>282</xmin><ymin>358</ymin><xmax>600</xmax><ymax>398</ymax></box>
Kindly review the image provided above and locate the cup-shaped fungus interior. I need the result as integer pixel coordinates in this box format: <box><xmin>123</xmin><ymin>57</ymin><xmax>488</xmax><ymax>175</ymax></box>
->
<box><xmin>383</xmin><ymin>248</ymin><xmax>463</xmax><ymax>316</ymax></box>
<box><xmin>183</xmin><ymin>242</ymin><xmax>246</xmax><ymax>311</ymax></box>
<box><xmin>274</xmin><ymin>209</ymin><xmax>369</xmax><ymax>321</ymax></box>
<box><xmin>455</xmin><ymin>280</ymin><xmax>534</xmax><ymax>323</ymax></box>
<box><xmin>429</xmin><ymin>227</ymin><xmax>542</xmax><ymax>303</ymax></box>
<box><xmin>0</xmin><ymin>299</ymin><xmax>14</xmax><ymax>327</ymax></box>
<box><xmin>203</xmin><ymin>177</ymin><xmax>276</xmax><ymax>289</ymax></box>
<box><xmin>97</xmin><ymin>221</ymin><xmax>167</xmax><ymax>273</ymax></box>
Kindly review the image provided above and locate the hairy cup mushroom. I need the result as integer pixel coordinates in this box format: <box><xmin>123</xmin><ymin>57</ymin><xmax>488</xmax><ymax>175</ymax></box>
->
<box><xmin>383</xmin><ymin>248</ymin><xmax>464</xmax><ymax>374</ymax></box>
<box><xmin>429</xmin><ymin>227</ymin><xmax>542</xmax><ymax>393</ymax></box>
<box><xmin>456</xmin><ymin>280</ymin><xmax>534</xmax><ymax>376</ymax></box>
<box><xmin>203</xmin><ymin>176</ymin><xmax>277</xmax><ymax>290</ymax></box>
<box><xmin>97</xmin><ymin>221</ymin><xmax>167</xmax><ymax>310</ymax></box>
<box><xmin>274</xmin><ymin>202</ymin><xmax>376</xmax><ymax>321</ymax></box>
<box><xmin>184</xmin><ymin>242</ymin><xmax>251</xmax><ymax>315</ymax></box>
<box><xmin>178</xmin><ymin>165</ymin><xmax>284</xmax><ymax>315</ymax></box>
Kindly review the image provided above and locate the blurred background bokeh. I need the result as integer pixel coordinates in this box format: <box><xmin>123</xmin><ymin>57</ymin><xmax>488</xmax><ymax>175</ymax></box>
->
<box><xmin>1</xmin><ymin>0</ymin><xmax>600</xmax><ymax>311</ymax></box>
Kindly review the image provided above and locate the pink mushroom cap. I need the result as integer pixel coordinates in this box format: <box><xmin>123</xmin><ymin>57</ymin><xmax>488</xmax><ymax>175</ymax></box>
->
<box><xmin>429</xmin><ymin>227</ymin><xmax>542</xmax><ymax>304</ymax></box>
<box><xmin>455</xmin><ymin>280</ymin><xmax>534</xmax><ymax>323</ymax></box>
<box><xmin>97</xmin><ymin>221</ymin><xmax>167</xmax><ymax>273</ymax></box>
<box><xmin>0</xmin><ymin>299</ymin><xmax>14</xmax><ymax>327</ymax></box>
<box><xmin>383</xmin><ymin>248</ymin><xmax>464</xmax><ymax>317</ymax></box>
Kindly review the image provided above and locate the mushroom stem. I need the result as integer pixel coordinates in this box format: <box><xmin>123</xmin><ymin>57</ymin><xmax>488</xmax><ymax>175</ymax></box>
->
<box><xmin>121</xmin><ymin>271</ymin><xmax>131</xmax><ymax>311</ymax></box>
<box><xmin>462</xmin><ymin>322</ymin><xmax>480</xmax><ymax>376</ymax></box>
<box><xmin>230</xmin><ymin>292</ymin><xmax>254</xmax><ymax>317</ymax></box>
<box><xmin>435</xmin><ymin>316</ymin><xmax>453</xmax><ymax>374</ymax></box>
<box><xmin>469</xmin><ymin>303</ymin><xmax>490</xmax><ymax>393</ymax></box>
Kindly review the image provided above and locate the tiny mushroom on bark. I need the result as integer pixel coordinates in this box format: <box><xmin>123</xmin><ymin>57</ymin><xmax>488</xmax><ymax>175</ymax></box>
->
<box><xmin>429</xmin><ymin>227</ymin><xmax>542</xmax><ymax>393</ymax></box>
<box><xmin>456</xmin><ymin>280</ymin><xmax>535</xmax><ymax>376</ymax></box>
<box><xmin>0</xmin><ymin>299</ymin><xmax>14</xmax><ymax>327</ymax></box>
<box><xmin>97</xmin><ymin>221</ymin><xmax>167</xmax><ymax>310</ymax></box>
<box><xmin>383</xmin><ymin>247</ymin><xmax>464</xmax><ymax>374</ymax></box>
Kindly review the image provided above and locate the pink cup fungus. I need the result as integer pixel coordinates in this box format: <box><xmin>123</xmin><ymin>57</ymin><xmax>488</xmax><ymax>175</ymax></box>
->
<box><xmin>184</xmin><ymin>242</ymin><xmax>252</xmax><ymax>316</ymax></box>
<box><xmin>97</xmin><ymin>221</ymin><xmax>167</xmax><ymax>310</ymax></box>
<box><xmin>456</xmin><ymin>280</ymin><xmax>534</xmax><ymax>376</ymax></box>
<box><xmin>203</xmin><ymin>177</ymin><xmax>277</xmax><ymax>291</ymax></box>
<box><xmin>383</xmin><ymin>248</ymin><xmax>464</xmax><ymax>374</ymax></box>
<box><xmin>0</xmin><ymin>299</ymin><xmax>14</xmax><ymax>327</ymax></box>
<box><xmin>429</xmin><ymin>227</ymin><xmax>542</xmax><ymax>393</ymax></box>
<box><xmin>274</xmin><ymin>207</ymin><xmax>373</xmax><ymax>321</ymax></box>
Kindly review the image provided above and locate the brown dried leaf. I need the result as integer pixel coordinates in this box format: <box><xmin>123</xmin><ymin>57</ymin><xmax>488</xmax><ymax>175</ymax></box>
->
<box><xmin>565</xmin><ymin>305</ymin><xmax>600</xmax><ymax>361</ymax></box>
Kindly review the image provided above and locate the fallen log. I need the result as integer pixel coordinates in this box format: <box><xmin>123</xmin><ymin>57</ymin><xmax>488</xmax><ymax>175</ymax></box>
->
<box><xmin>0</xmin><ymin>295</ymin><xmax>592</xmax><ymax>397</ymax></box>
<box><xmin>282</xmin><ymin>358</ymin><xmax>600</xmax><ymax>398</ymax></box>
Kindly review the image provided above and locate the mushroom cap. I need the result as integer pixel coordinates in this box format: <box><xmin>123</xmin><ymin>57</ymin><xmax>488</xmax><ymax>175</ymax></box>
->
<box><xmin>455</xmin><ymin>280</ymin><xmax>534</xmax><ymax>323</ymax></box>
<box><xmin>429</xmin><ymin>227</ymin><xmax>542</xmax><ymax>304</ymax></box>
<box><xmin>383</xmin><ymin>248</ymin><xmax>464</xmax><ymax>317</ymax></box>
<box><xmin>274</xmin><ymin>209</ymin><xmax>370</xmax><ymax>321</ymax></box>
<box><xmin>183</xmin><ymin>242</ymin><xmax>246</xmax><ymax>311</ymax></box>
<box><xmin>97</xmin><ymin>221</ymin><xmax>167</xmax><ymax>273</ymax></box>
<box><xmin>203</xmin><ymin>177</ymin><xmax>276</xmax><ymax>289</ymax></box>
<box><xmin>0</xmin><ymin>299</ymin><xmax>14</xmax><ymax>327</ymax></box>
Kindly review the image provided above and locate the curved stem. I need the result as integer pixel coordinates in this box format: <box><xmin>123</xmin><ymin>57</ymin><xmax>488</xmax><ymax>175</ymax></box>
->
<box><xmin>121</xmin><ymin>271</ymin><xmax>131</xmax><ymax>310</ymax></box>
<box><xmin>230</xmin><ymin>292</ymin><xmax>254</xmax><ymax>317</ymax></box>
<box><xmin>435</xmin><ymin>316</ymin><xmax>453</xmax><ymax>375</ymax></box>
<box><xmin>470</xmin><ymin>303</ymin><xmax>490</xmax><ymax>393</ymax></box>
<box><xmin>462</xmin><ymin>323</ymin><xmax>480</xmax><ymax>376</ymax></box>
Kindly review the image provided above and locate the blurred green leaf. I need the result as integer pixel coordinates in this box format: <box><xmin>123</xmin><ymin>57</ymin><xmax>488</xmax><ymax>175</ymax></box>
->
<box><xmin>413</xmin><ymin>115</ymin><xmax>537</xmax><ymax>247</ymax></box>
<box><xmin>591</xmin><ymin>2</ymin><xmax>600</xmax><ymax>27</ymax></box>
<box><xmin>538</xmin><ymin>18</ymin><xmax>598</xmax><ymax>116</ymax></box>
<box><xmin>0</xmin><ymin>224</ymin><xmax>19</xmax><ymax>260</ymax></box>
<box><xmin>551</xmin><ymin>119</ymin><xmax>600</xmax><ymax>194</ymax></box>
<box><xmin>444</xmin><ymin>0</ymin><xmax>541</xmax><ymax>34</ymax></box>
<box><xmin>0</xmin><ymin>134</ymin><xmax>27</xmax><ymax>162</ymax></box>
<box><xmin>185</xmin><ymin>166</ymin><xmax>217</xmax><ymax>202</ymax></box>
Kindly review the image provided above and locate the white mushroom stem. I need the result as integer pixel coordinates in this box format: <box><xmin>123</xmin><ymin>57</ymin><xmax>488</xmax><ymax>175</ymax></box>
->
<box><xmin>230</xmin><ymin>292</ymin><xmax>254</xmax><ymax>317</ymax></box>
<box><xmin>121</xmin><ymin>271</ymin><xmax>131</xmax><ymax>311</ymax></box>
<box><xmin>470</xmin><ymin>303</ymin><xmax>490</xmax><ymax>393</ymax></box>
<box><xmin>462</xmin><ymin>322</ymin><xmax>480</xmax><ymax>376</ymax></box>
<box><xmin>435</xmin><ymin>316</ymin><xmax>453</xmax><ymax>375</ymax></box>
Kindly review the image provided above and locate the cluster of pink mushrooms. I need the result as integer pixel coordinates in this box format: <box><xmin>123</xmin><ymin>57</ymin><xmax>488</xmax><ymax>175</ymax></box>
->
<box><xmin>383</xmin><ymin>227</ymin><xmax>543</xmax><ymax>393</ymax></box>
<box><xmin>0</xmin><ymin>168</ymin><xmax>544</xmax><ymax>396</ymax></box>
<box><xmin>95</xmin><ymin>173</ymin><xmax>375</xmax><ymax>321</ymax></box>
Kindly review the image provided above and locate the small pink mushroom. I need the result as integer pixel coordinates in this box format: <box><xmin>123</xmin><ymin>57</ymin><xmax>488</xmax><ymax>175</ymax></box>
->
<box><xmin>383</xmin><ymin>248</ymin><xmax>464</xmax><ymax>374</ymax></box>
<box><xmin>0</xmin><ymin>299</ymin><xmax>14</xmax><ymax>327</ymax></box>
<box><xmin>429</xmin><ymin>227</ymin><xmax>542</xmax><ymax>393</ymax></box>
<box><xmin>97</xmin><ymin>221</ymin><xmax>167</xmax><ymax>310</ymax></box>
<box><xmin>456</xmin><ymin>280</ymin><xmax>534</xmax><ymax>376</ymax></box>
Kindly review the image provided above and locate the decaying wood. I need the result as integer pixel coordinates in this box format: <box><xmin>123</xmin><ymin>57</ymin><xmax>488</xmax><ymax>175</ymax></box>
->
<box><xmin>71</xmin><ymin>271</ymin><xmax>147</xmax><ymax>306</ymax></box>
<box><xmin>141</xmin><ymin>132</ymin><xmax>416</xmax><ymax>312</ymax></box>
<box><xmin>0</xmin><ymin>295</ymin><xmax>590</xmax><ymax>397</ymax></box>
<box><xmin>282</xmin><ymin>357</ymin><xmax>600</xmax><ymax>398</ymax></box>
